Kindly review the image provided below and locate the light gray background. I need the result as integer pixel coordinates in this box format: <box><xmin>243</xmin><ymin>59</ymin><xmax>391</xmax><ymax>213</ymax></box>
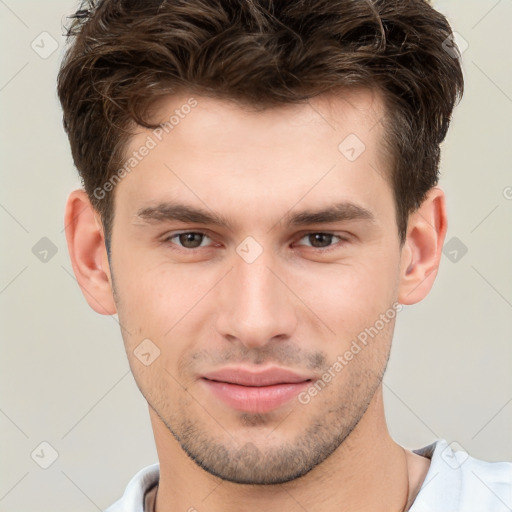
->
<box><xmin>1</xmin><ymin>1</ymin><xmax>511</xmax><ymax>511</ymax></box>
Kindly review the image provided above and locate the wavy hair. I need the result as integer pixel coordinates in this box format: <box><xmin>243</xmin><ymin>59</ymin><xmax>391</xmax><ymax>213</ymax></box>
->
<box><xmin>58</xmin><ymin>0</ymin><xmax>464</xmax><ymax>243</ymax></box>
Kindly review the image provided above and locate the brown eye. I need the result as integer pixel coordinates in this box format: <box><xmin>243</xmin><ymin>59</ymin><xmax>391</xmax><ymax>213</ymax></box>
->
<box><xmin>297</xmin><ymin>233</ymin><xmax>344</xmax><ymax>250</ymax></box>
<box><xmin>307</xmin><ymin>233</ymin><xmax>335</xmax><ymax>248</ymax></box>
<box><xmin>164</xmin><ymin>232</ymin><xmax>211</xmax><ymax>250</ymax></box>
<box><xmin>178</xmin><ymin>232</ymin><xmax>204</xmax><ymax>248</ymax></box>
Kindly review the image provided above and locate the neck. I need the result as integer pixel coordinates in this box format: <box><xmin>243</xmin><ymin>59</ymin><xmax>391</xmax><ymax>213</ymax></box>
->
<box><xmin>151</xmin><ymin>385</ymin><xmax>422</xmax><ymax>512</ymax></box>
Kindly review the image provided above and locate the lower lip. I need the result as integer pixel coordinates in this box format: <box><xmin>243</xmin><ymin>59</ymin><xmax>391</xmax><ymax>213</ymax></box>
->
<box><xmin>201</xmin><ymin>379</ymin><xmax>311</xmax><ymax>414</ymax></box>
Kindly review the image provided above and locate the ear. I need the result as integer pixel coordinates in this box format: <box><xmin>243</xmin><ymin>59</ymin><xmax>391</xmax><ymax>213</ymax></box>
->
<box><xmin>64</xmin><ymin>189</ymin><xmax>117</xmax><ymax>315</ymax></box>
<box><xmin>397</xmin><ymin>187</ymin><xmax>447</xmax><ymax>305</ymax></box>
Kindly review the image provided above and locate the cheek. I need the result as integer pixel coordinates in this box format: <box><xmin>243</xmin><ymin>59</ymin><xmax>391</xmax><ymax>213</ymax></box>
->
<box><xmin>112</xmin><ymin>266</ymin><xmax>197</xmax><ymax>403</ymax></box>
<box><xmin>295</xmin><ymin>252</ymin><xmax>400</xmax><ymax>334</ymax></box>
<box><xmin>114</xmin><ymin>258</ymin><xmax>189</xmax><ymax>318</ymax></box>
<box><xmin>112</xmin><ymin>260</ymin><xmax>213</xmax><ymax>370</ymax></box>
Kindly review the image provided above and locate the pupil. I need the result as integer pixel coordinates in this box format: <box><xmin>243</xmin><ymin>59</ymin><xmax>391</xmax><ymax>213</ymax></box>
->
<box><xmin>180</xmin><ymin>233</ymin><xmax>202</xmax><ymax>248</ymax></box>
<box><xmin>310</xmin><ymin>233</ymin><xmax>331</xmax><ymax>248</ymax></box>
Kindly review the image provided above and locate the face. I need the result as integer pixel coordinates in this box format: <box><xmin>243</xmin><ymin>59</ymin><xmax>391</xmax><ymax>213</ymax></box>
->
<box><xmin>108</xmin><ymin>89</ymin><xmax>403</xmax><ymax>484</ymax></box>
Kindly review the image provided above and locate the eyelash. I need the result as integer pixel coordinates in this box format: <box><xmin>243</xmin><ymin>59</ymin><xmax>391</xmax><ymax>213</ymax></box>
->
<box><xmin>161</xmin><ymin>231</ymin><xmax>349</xmax><ymax>253</ymax></box>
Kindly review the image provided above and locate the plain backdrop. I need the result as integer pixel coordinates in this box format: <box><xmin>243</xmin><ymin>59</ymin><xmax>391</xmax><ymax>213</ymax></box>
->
<box><xmin>1</xmin><ymin>1</ymin><xmax>511</xmax><ymax>511</ymax></box>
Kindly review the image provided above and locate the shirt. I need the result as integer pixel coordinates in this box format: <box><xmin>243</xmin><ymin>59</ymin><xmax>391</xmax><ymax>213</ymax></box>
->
<box><xmin>104</xmin><ymin>439</ymin><xmax>512</xmax><ymax>511</ymax></box>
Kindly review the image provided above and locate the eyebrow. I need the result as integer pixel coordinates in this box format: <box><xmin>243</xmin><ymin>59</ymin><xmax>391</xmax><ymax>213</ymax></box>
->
<box><xmin>135</xmin><ymin>201</ymin><xmax>375</xmax><ymax>230</ymax></box>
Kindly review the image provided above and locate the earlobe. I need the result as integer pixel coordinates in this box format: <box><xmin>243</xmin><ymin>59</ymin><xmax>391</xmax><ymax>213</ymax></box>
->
<box><xmin>64</xmin><ymin>189</ymin><xmax>117</xmax><ymax>315</ymax></box>
<box><xmin>397</xmin><ymin>187</ymin><xmax>447</xmax><ymax>305</ymax></box>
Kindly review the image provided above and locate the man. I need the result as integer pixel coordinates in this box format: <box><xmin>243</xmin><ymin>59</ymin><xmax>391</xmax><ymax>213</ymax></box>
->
<box><xmin>57</xmin><ymin>0</ymin><xmax>511</xmax><ymax>511</ymax></box>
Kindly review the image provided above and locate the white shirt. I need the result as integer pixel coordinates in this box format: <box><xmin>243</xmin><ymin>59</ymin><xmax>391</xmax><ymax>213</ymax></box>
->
<box><xmin>104</xmin><ymin>439</ymin><xmax>512</xmax><ymax>511</ymax></box>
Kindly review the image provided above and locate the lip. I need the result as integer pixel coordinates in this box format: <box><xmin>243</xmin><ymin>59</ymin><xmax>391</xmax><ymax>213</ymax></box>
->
<box><xmin>200</xmin><ymin>366</ymin><xmax>313</xmax><ymax>414</ymax></box>
<box><xmin>202</xmin><ymin>367</ymin><xmax>312</xmax><ymax>386</ymax></box>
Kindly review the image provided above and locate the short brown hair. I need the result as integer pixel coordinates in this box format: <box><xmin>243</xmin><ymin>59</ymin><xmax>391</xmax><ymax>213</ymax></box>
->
<box><xmin>57</xmin><ymin>0</ymin><xmax>464</xmax><ymax>245</ymax></box>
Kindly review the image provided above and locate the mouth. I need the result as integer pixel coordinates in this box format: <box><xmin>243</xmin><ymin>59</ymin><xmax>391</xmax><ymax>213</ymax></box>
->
<box><xmin>200</xmin><ymin>367</ymin><xmax>313</xmax><ymax>414</ymax></box>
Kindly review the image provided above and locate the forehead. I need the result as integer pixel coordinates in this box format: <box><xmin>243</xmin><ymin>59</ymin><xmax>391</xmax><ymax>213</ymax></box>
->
<box><xmin>116</xmin><ymin>88</ymin><xmax>393</xmax><ymax>231</ymax></box>
<box><xmin>145</xmin><ymin>87</ymin><xmax>387</xmax><ymax>150</ymax></box>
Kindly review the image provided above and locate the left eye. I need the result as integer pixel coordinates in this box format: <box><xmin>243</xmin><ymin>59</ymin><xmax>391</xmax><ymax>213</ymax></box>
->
<box><xmin>163</xmin><ymin>232</ymin><xmax>344</xmax><ymax>251</ymax></box>
<box><xmin>164</xmin><ymin>232</ymin><xmax>212</xmax><ymax>249</ymax></box>
<box><xmin>296</xmin><ymin>233</ymin><xmax>344</xmax><ymax>249</ymax></box>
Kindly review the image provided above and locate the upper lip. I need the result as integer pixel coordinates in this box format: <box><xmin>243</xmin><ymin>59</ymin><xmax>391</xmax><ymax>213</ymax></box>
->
<box><xmin>201</xmin><ymin>366</ymin><xmax>313</xmax><ymax>387</ymax></box>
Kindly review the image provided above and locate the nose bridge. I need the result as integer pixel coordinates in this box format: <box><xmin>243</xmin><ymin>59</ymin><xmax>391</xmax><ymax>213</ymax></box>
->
<box><xmin>215</xmin><ymin>244</ymin><xmax>297</xmax><ymax>348</ymax></box>
<box><xmin>236</xmin><ymin>251</ymin><xmax>279</xmax><ymax>310</ymax></box>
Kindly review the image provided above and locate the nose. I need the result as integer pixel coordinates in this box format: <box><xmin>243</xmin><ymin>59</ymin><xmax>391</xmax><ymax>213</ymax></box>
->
<box><xmin>215</xmin><ymin>248</ymin><xmax>298</xmax><ymax>350</ymax></box>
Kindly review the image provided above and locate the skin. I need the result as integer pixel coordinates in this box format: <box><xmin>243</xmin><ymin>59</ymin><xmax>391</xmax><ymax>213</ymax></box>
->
<box><xmin>65</xmin><ymin>88</ymin><xmax>446</xmax><ymax>511</ymax></box>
